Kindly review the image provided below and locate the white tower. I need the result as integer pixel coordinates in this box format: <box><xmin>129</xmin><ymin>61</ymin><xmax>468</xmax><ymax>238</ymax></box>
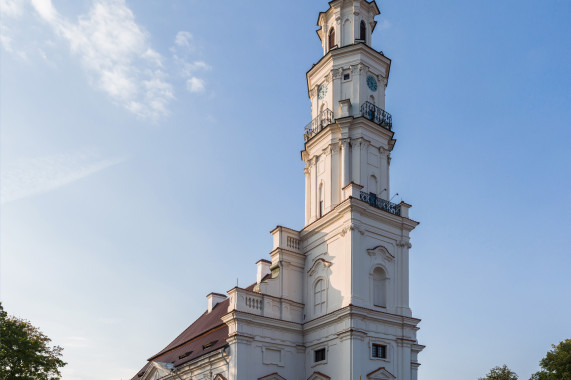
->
<box><xmin>131</xmin><ymin>2</ymin><xmax>424</xmax><ymax>380</ymax></box>
<box><xmin>300</xmin><ymin>0</ymin><xmax>424</xmax><ymax>378</ymax></box>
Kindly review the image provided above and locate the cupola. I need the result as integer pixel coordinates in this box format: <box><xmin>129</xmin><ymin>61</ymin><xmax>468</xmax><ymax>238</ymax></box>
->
<box><xmin>316</xmin><ymin>0</ymin><xmax>381</xmax><ymax>55</ymax></box>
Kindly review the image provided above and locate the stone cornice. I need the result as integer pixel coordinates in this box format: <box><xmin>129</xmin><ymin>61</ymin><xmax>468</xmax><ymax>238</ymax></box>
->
<box><xmin>303</xmin><ymin>304</ymin><xmax>422</xmax><ymax>334</ymax></box>
<box><xmin>222</xmin><ymin>310</ymin><xmax>303</xmax><ymax>333</ymax></box>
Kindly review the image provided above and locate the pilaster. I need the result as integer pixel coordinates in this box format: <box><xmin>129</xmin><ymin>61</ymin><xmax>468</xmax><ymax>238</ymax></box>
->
<box><xmin>330</xmin><ymin>143</ymin><xmax>341</xmax><ymax>208</ymax></box>
<box><xmin>341</xmin><ymin>138</ymin><xmax>351</xmax><ymax>188</ymax></box>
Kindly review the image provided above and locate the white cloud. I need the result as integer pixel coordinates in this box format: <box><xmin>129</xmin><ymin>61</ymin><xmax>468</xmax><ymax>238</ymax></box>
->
<box><xmin>1</xmin><ymin>151</ymin><xmax>125</xmax><ymax>204</ymax></box>
<box><xmin>28</xmin><ymin>0</ymin><xmax>174</xmax><ymax>121</ymax></box>
<box><xmin>174</xmin><ymin>31</ymin><xmax>192</xmax><ymax>48</ymax></box>
<box><xmin>172</xmin><ymin>30</ymin><xmax>211</xmax><ymax>94</ymax></box>
<box><xmin>186</xmin><ymin>77</ymin><xmax>205</xmax><ymax>93</ymax></box>
<box><xmin>30</xmin><ymin>0</ymin><xmax>57</xmax><ymax>22</ymax></box>
<box><xmin>0</xmin><ymin>0</ymin><xmax>25</xmax><ymax>18</ymax></box>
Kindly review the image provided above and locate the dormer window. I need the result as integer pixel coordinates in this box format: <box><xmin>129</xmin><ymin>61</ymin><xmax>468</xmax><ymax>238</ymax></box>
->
<box><xmin>360</xmin><ymin>20</ymin><xmax>367</xmax><ymax>43</ymax></box>
<box><xmin>328</xmin><ymin>27</ymin><xmax>336</xmax><ymax>51</ymax></box>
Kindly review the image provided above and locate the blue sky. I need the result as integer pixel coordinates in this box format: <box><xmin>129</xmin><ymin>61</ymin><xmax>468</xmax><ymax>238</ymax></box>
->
<box><xmin>1</xmin><ymin>1</ymin><xmax>570</xmax><ymax>379</ymax></box>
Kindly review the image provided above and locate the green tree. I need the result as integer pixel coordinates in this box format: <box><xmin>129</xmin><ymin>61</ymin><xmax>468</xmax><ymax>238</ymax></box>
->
<box><xmin>0</xmin><ymin>303</ymin><xmax>66</xmax><ymax>380</ymax></box>
<box><xmin>479</xmin><ymin>364</ymin><xmax>519</xmax><ymax>380</ymax></box>
<box><xmin>530</xmin><ymin>339</ymin><xmax>571</xmax><ymax>380</ymax></box>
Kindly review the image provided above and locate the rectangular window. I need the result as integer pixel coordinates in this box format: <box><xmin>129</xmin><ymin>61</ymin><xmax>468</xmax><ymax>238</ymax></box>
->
<box><xmin>344</xmin><ymin>73</ymin><xmax>350</xmax><ymax>80</ymax></box>
<box><xmin>314</xmin><ymin>348</ymin><xmax>326</xmax><ymax>362</ymax></box>
<box><xmin>372</xmin><ymin>344</ymin><xmax>387</xmax><ymax>359</ymax></box>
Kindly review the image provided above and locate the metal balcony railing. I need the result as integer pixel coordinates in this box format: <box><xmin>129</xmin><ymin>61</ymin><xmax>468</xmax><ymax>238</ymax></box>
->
<box><xmin>304</xmin><ymin>109</ymin><xmax>334</xmax><ymax>142</ymax></box>
<box><xmin>360</xmin><ymin>101</ymin><xmax>392</xmax><ymax>131</ymax></box>
<box><xmin>359</xmin><ymin>191</ymin><xmax>401</xmax><ymax>216</ymax></box>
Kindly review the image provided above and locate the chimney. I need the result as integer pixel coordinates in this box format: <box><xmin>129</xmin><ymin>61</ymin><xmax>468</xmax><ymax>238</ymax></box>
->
<box><xmin>206</xmin><ymin>293</ymin><xmax>227</xmax><ymax>313</ymax></box>
<box><xmin>256</xmin><ymin>259</ymin><xmax>272</xmax><ymax>284</ymax></box>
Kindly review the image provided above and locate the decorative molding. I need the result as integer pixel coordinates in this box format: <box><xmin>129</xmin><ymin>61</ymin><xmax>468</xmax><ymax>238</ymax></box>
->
<box><xmin>397</xmin><ymin>239</ymin><xmax>412</xmax><ymax>249</ymax></box>
<box><xmin>367</xmin><ymin>367</ymin><xmax>396</xmax><ymax>380</ymax></box>
<box><xmin>347</xmin><ymin>223</ymin><xmax>364</xmax><ymax>236</ymax></box>
<box><xmin>330</xmin><ymin>142</ymin><xmax>341</xmax><ymax>155</ymax></box>
<box><xmin>308</xmin><ymin>371</ymin><xmax>331</xmax><ymax>380</ymax></box>
<box><xmin>337</xmin><ymin>328</ymin><xmax>367</xmax><ymax>342</ymax></box>
<box><xmin>308</xmin><ymin>258</ymin><xmax>332</xmax><ymax>276</ymax></box>
<box><xmin>258</xmin><ymin>373</ymin><xmax>286</xmax><ymax>380</ymax></box>
<box><xmin>332</xmin><ymin>68</ymin><xmax>343</xmax><ymax>80</ymax></box>
<box><xmin>367</xmin><ymin>246</ymin><xmax>395</xmax><ymax>262</ymax></box>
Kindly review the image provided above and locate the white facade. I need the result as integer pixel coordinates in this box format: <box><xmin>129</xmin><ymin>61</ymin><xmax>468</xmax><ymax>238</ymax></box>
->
<box><xmin>138</xmin><ymin>1</ymin><xmax>423</xmax><ymax>380</ymax></box>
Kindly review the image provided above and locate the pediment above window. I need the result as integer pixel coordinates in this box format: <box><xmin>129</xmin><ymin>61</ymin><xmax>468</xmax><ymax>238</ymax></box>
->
<box><xmin>367</xmin><ymin>246</ymin><xmax>395</xmax><ymax>262</ymax></box>
<box><xmin>307</xmin><ymin>371</ymin><xmax>331</xmax><ymax>380</ymax></box>
<box><xmin>258</xmin><ymin>373</ymin><xmax>286</xmax><ymax>380</ymax></box>
<box><xmin>367</xmin><ymin>367</ymin><xmax>396</xmax><ymax>380</ymax></box>
<box><xmin>213</xmin><ymin>374</ymin><xmax>228</xmax><ymax>380</ymax></box>
<box><xmin>307</xmin><ymin>258</ymin><xmax>332</xmax><ymax>277</ymax></box>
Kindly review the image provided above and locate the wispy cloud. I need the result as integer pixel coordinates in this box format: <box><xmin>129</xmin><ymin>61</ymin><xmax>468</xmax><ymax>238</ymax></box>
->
<box><xmin>1</xmin><ymin>150</ymin><xmax>124</xmax><ymax>204</ymax></box>
<box><xmin>25</xmin><ymin>0</ymin><xmax>174</xmax><ymax>121</ymax></box>
<box><xmin>0</xmin><ymin>0</ymin><xmax>25</xmax><ymax>17</ymax></box>
<box><xmin>187</xmin><ymin>77</ymin><xmax>205</xmax><ymax>93</ymax></box>
<box><xmin>171</xmin><ymin>31</ymin><xmax>211</xmax><ymax>94</ymax></box>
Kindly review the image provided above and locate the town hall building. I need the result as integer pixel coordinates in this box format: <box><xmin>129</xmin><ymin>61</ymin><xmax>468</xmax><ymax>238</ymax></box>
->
<box><xmin>132</xmin><ymin>1</ymin><xmax>424</xmax><ymax>379</ymax></box>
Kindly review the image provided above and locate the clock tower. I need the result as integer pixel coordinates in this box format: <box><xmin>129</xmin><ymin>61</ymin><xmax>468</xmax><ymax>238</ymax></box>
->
<box><xmin>131</xmin><ymin>2</ymin><xmax>424</xmax><ymax>380</ymax></box>
<box><xmin>300</xmin><ymin>0</ymin><xmax>424</xmax><ymax>378</ymax></box>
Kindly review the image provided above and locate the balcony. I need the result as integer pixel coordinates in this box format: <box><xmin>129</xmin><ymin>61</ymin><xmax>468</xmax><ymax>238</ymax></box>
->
<box><xmin>360</xmin><ymin>101</ymin><xmax>392</xmax><ymax>131</ymax></box>
<box><xmin>304</xmin><ymin>109</ymin><xmax>334</xmax><ymax>142</ymax></box>
<box><xmin>359</xmin><ymin>191</ymin><xmax>401</xmax><ymax>216</ymax></box>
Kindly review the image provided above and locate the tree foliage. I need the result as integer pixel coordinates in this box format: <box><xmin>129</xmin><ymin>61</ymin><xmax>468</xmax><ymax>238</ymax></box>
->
<box><xmin>479</xmin><ymin>364</ymin><xmax>519</xmax><ymax>380</ymax></box>
<box><xmin>0</xmin><ymin>303</ymin><xmax>66</xmax><ymax>380</ymax></box>
<box><xmin>530</xmin><ymin>339</ymin><xmax>571</xmax><ymax>380</ymax></box>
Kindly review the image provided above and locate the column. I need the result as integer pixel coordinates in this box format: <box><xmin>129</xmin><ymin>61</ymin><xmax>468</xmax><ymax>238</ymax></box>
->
<box><xmin>332</xmin><ymin>68</ymin><xmax>342</xmax><ymax>119</ymax></box>
<box><xmin>341</xmin><ymin>138</ymin><xmax>351</xmax><ymax>189</ymax></box>
<box><xmin>304</xmin><ymin>164</ymin><xmax>311</xmax><ymax>225</ymax></box>
<box><xmin>396</xmin><ymin>239</ymin><xmax>412</xmax><ymax>317</ymax></box>
<box><xmin>351</xmin><ymin>64</ymin><xmax>364</xmax><ymax>115</ymax></box>
<box><xmin>379</xmin><ymin>147</ymin><xmax>389</xmax><ymax>200</ymax></box>
<box><xmin>351</xmin><ymin>138</ymin><xmax>362</xmax><ymax>185</ymax></box>
<box><xmin>324</xmin><ymin>147</ymin><xmax>332</xmax><ymax>213</ymax></box>
<box><xmin>330</xmin><ymin>143</ymin><xmax>341</xmax><ymax>207</ymax></box>
<box><xmin>309</xmin><ymin>157</ymin><xmax>318</xmax><ymax>223</ymax></box>
<box><xmin>360</xmin><ymin>140</ymin><xmax>369</xmax><ymax>189</ymax></box>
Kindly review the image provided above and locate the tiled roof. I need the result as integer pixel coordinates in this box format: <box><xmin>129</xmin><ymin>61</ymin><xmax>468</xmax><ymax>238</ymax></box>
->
<box><xmin>131</xmin><ymin>298</ymin><xmax>231</xmax><ymax>380</ymax></box>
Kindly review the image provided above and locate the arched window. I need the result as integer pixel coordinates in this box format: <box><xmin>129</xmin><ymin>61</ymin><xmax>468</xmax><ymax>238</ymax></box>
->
<box><xmin>372</xmin><ymin>267</ymin><xmax>387</xmax><ymax>307</ymax></box>
<box><xmin>314</xmin><ymin>279</ymin><xmax>326</xmax><ymax>315</ymax></box>
<box><xmin>328</xmin><ymin>27</ymin><xmax>336</xmax><ymax>51</ymax></box>
<box><xmin>368</xmin><ymin>175</ymin><xmax>378</xmax><ymax>195</ymax></box>
<box><xmin>319</xmin><ymin>183</ymin><xmax>324</xmax><ymax>217</ymax></box>
<box><xmin>360</xmin><ymin>20</ymin><xmax>367</xmax><ymax>43</ymax></box>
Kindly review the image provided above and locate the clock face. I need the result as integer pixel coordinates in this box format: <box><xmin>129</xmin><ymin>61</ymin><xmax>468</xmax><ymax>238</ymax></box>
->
<box><xmin>367</xmin><ymin>76</ymin><xmax>378</xmax><ymax>92</ymax></box>
<box><xmin>318</xmin><ymin>84</ymin><xmax>328</xmax><ymax>100</ymax></box>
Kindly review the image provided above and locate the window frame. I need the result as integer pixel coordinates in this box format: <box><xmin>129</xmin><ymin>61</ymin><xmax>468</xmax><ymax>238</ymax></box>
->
<box><xmin>313</xmin><ymin>278</ymin><xmax>327</xmax><ymax>316</ymax></box>
<box><xmin>370</xmin><ymin>340</ymin><xmax>390</xmax><ymax>362</ymax></box>
<box><xmin>311</xmin><ymin>345</ymin><xmax>328</xmax><ymax>367</ymax></box>
<box><xmin>328</xmin><ymin>27</ymin><xmax>336</xmax><ymax>51</ymax></box>
<box><xmin>360</xmin><ymin>20</ymin><xmax>367</xmax><ymax>43</ymax></box>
